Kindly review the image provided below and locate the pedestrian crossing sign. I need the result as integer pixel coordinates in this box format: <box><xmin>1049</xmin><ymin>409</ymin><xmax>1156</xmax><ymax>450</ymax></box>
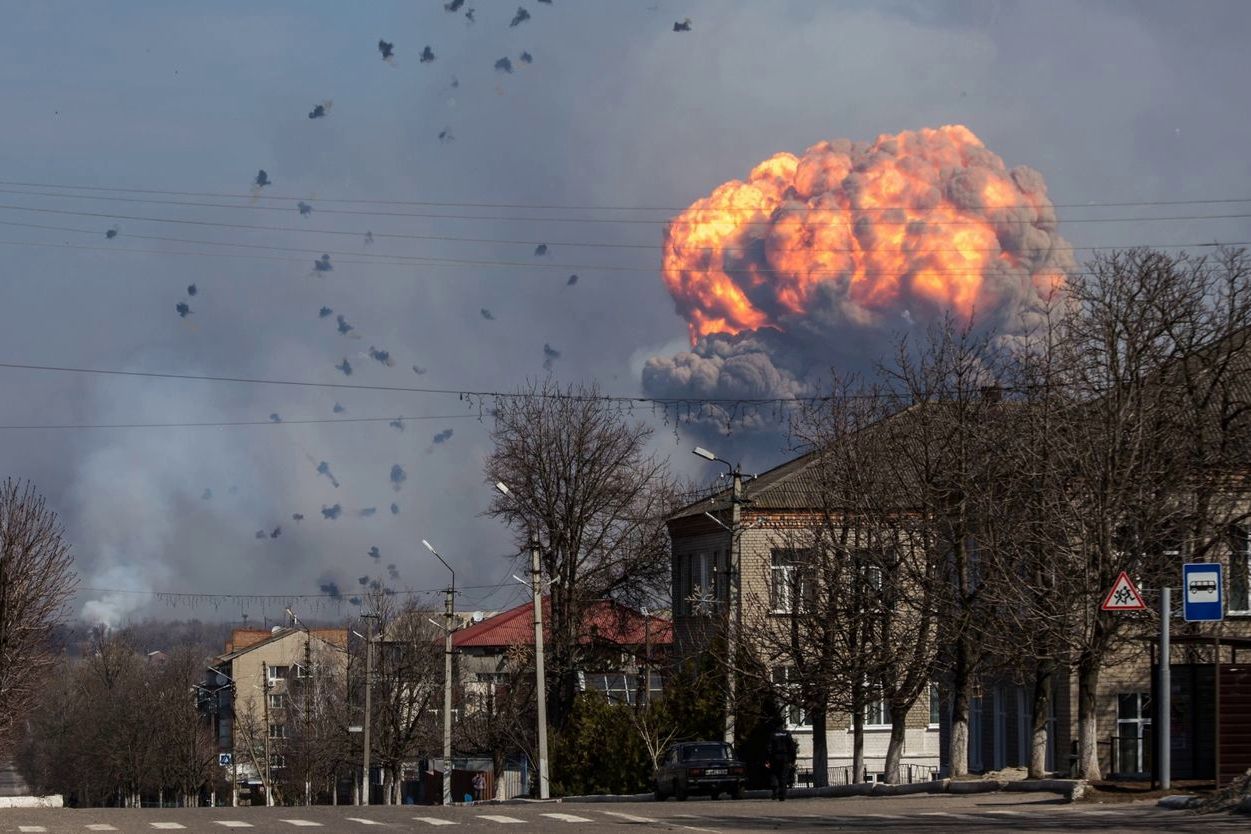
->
<box><xmin>1100</xmin><ymin>571</ymin><xmax>1146</xmax><ymax>611</ymax></box>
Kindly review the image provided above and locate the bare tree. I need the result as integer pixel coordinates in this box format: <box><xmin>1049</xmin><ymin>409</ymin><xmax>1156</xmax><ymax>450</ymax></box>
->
<box><xmin>457</xmin><ymin>643</ymin><xmax>538</xmax><ymax>796</ymax></box>
<box><xmin>0</xmin><ymin>479</ymin><xmax>77</xmax><ymax>755</ymax></box>
<box><xmin>485</xmin><ymin>379</ymin><xmax>677</xmax><ymax>731</ymax></box>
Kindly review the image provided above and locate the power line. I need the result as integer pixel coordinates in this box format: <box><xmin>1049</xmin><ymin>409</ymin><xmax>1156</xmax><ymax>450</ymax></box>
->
<box><xmin>0</xmin><ymin>413</ymin><xmax>478</xmax><ymax>431</ymax></box>
<box><xmin>0</xmin><ymin>360</ymin><xmax>833</xmax><ymax>406</ymax></box>
<box><xmin>79</xmin><ymin>583</ymin><xmax>505</xmax><ymax>600</ymax></box>
<box><xmin>2</xmin><ymin>194</ymin><xmax>1250</xmax><ymax>228</ymax></box>
<box><xmin>4</xmin><ymin>177</ymin><xmax>1251</xmax><ymax>213</ymax></box>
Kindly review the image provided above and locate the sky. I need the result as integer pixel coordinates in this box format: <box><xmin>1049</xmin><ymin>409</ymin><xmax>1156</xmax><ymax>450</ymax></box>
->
<box><xmin>1</xmin><ymin>0</ymin><xmax>1249</xmax><ymax>627</ymax></box>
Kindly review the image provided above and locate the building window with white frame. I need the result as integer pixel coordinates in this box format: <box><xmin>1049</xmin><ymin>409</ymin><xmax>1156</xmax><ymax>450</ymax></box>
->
<box><xmin>865</xmin><ymin>697</ymin><xmax>891</xmax><ymax>729</ymax></box>
<box><xmin>266</xmin><ymin>665</ymin><xmax>289</xmax><ymax>683</ymax></box>
<box><xmin>268</xmin><ymin>723</ymin><xmax>286</xmax><ymax>739</ymax></box>
<box><xmin>688</xmin><ymin>551</ymin><xmax>716</xmax><ymax>615</ymax></box>
<box><xmin>267</xmin><ymin>693</ymin><xmax>286</xmax><ymax>711</ymax></box>
<box><xmin>1231</xmin><ymin>528</ymin><xmax>1250</xmax><ymax>614</ymax></box>
<box><xmin>771</xmin><ymin>667</ymin><xmax>813</xmax><ymax>730</ymax></box>
<box><xmin>771</xmin><ymin>549</ymin><xmax>812</xmax><ymax>614</ymax></box>
<box><xmin>928</xmin><ymin>683</ymin><xmax>941</xmax><ymax>727</ymax></box>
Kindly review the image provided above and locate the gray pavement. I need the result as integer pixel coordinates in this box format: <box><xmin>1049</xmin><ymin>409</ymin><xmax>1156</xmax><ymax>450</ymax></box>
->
<box><xmin>0</xmin><ymin>793</ymin><xmax>1241</xmax><ymax>833</ymax></box>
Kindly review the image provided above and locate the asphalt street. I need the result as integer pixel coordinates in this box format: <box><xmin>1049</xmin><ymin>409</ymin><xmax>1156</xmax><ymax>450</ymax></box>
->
<box><xmin>0</xmin><ymin>794</ymin><xmax>1241</xmax><ymax>833</ymax></box>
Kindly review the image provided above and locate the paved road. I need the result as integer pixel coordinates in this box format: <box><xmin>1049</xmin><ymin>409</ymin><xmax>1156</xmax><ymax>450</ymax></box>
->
<box><xmin>0</xmin><ymin>794</ymin><xmax>1238</xmax><ymax>832</ymax></box>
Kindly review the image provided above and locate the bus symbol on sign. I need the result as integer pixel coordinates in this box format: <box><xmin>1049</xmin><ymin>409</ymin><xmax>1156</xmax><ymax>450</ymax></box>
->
<box><xmin>1182</xmin><ymin>563</ymin><xmax>1223</xmax><ymax>623</ymax></box>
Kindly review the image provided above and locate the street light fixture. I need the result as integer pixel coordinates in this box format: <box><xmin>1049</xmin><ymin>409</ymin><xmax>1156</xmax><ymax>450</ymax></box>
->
<box><xmin>494</xmin><ymin>479</ymin><xmax>551</xmax><ymax>800</ymax></box>
<box><xmin>422</xmin><ymin>538</ymin><xmax>456</xmax><ymax>808</ymax></box>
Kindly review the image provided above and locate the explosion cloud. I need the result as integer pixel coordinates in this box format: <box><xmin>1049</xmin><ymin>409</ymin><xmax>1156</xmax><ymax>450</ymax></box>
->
<box><xmin>432</xmin><ymin>428</ymin><xmax>454</xmax><ymax>445</ymax></box>
<box><xmin>319</xmin><ymin>306</ymin><xmax>333</xmax><ymax>318</ymax></box>
<box><xmin>390</xmin><ymin>464</ymin><xmax>406</xmax><ymax>489</ymax></box>
<box><xmin>542</xmin><ymin>343</ymin><xmax>560</xmax><ymax>370</ymax></box>
<box><xmin>494</xmin><ymin>57</ymin><xmax>513</xmax><ymax>74</ymax></box>
<box><xmin>313</xmin><ymin>254</ymin><xmax>333</xmax><ymax>273</ymax></box>
<box><xmin>420</xmin><ymin>45</ymin><xmax>435</xmax><ymax>63</ymax></box>
<box><xmin>175</xmin><ymin>302</ymin><xmax>191</xmax><ymax>318</ymax></box>
<box><xmin>510</xmin><ymin>7</ymin><xmax>530</xmax><ymax>27</ymax></box>
<box><xmin>321</xmin><ymin>503</ymin><xmax>342</xmax><ymax>520</ymax></box>
<box><xmin>643</xmin><ymin>125</ymin><xmax>1074</xmax><ymax>406</ymax></box>
<box><xmin>336</xmin><ymin>314</ymin><xmax>353</xmax><ymax>336</ymax></box>
<box><xmin>298</xmin><ymin>201</ymin><xmax>313</xmax><ymax>216</ymax></box>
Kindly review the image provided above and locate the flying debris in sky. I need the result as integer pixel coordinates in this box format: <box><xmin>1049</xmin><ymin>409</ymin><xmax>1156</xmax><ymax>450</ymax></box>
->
<box><xmin>336</xmin><ymin>314</ymin><xmax>354</xmax><ymax>336</ymax></box>
<box><xmin>412</xmin><ymin>365</ymin><xmax>427</xmax><ymax>375</ymax></box>
<box><xmin>494</xmin><ymin>57</ymin><xmax>513</xmax><ymax>73</ymax></box>
<box><xmin>358</xmin><ymin>576</ymin><xmax>369</xmax><ymax>586</ymax></box>
<box><xmin>566</xmin><ymin>274</ymin><xmax>578</xmax><ymax>286</ymax></box>
<box><xmin>542</xmin><ymin>343</ymin><xmax>561</xmax><ymax>370</ymax></box>
<box><xmin>537</xmin><ymin>0</ymin><xmax>551</xmax><ymax>4</ymax></box>
<box><xmin>420</xmin><ymin>45</ymin><xmax>435</xmax><ymax>63</ymax></box>
<box><xmin>519</xmin><ymin>51</ymin><xmax>533</xmax><ymax>64</ymax></box>
<box><xmin>378</xmin><ymin>39</ymin><xmax>395</xmax><ymax>62</ymax></box>
<box><xmin>510</xmin><ymin>7</ymin><xmax>530</xmax><ymax>26</ymax></box>
<box><xmin>364</xmin><ymin>231</ymin><xmax>374</xmax><ymax>246</ymax></box>
<box><xmin>359</xmin><ymin>507</ymin><xmax>377</xmax><ymax>518</ymax></box>
<box><xmin>269</xmin><ymin>413</ymin><xmax>282</xmax><ymax>423</ymax></box>
<box><xmin>292</xmin><ymin>513</ymin><xmax>304</xmax><ymax>522</ymax></box>
<box><xmin>348</xmin><ymin>595</ymin><xmax>362</xmax><ymax>606</ymax></box>
<box><xmin>319</xmin><ymin>306</ymin><xmax>333</xmax><ymax>318</ymax></box>
<box><xmin>270</xmin><ymin>526</ymin><xmax>281</xmax><ymax>539</ymax></box>
<box><xmin>534</xmin><ymin>243</ymin><xmax>548</xmax><ymax>256</ymax></box>
<box><xmin>187</xmin><ymin>284</ymin><xmax>197</xmax><ymax>296</ymax></box>
<box><xmin>368</xmin><ymin>346</ymin><xmax>394</xmax><ymax>366</ymax></box>
<box><xmin>105</xmin><ymin>226</ymin><xmax>119</xmax><ymax>239</ymax></box>
<box><xmin>335</xmin><ymin>358</ymin><xmax>352</xmax><ymax>376</ymax></box>
<box><xmin>201</xmin><ymin>488</ymin><xmax>212</xmax><ymax>500</ymax></box>
<box><xmin>390</xmin><ymin>464</ymin><xmax>406</xmax><ymax>490</ymax></box>
<box><xmin>255</xmin><ymin>530</ymin><xmax>267</xmax><ymax>539</ymax></box>
<box><xmin>313</xmin><ymin>254</ymin><xmax>333</xmax><ymax>273</ymax></box>
<box><xmin>390</xmin><ymin>502</ymin><xmax>400</xmax><ymax>515</ymax></box>
<box><xmin>333</xmin><ymin>402</ymin><xmax>345</xmax><ymax>413</ymax></box>
<box><xmin>444</xmin><ymin>0</ymin><xmax>464</xmax><ymax>10</ymax></box>
<box><xmin>175</xmin><ymin>302</ymin><xmax>192</xmax><ymax>318</ymax></box>
<box><xmin>322</xmin><ymin>504</ymin><xmax>342</xmax><ymax>520</ymax></box>
<box><xmin>316</xmin><ymin>460</ymin><xmax>340</xmax><ymax>488</ymax></box>
<box><xmin>368</xmin><ymin>546</ymin><xmax>381</xmax><ymax>560</ymax></box>
<box><xmin>320</xmin><ymin>581</ymin><xmax>342</xmax><ymax>601</ymax></box>
<box><xmin>438</xmin><ymin>127</ymin><xmax>454</xmax><ymax>143</ymax></box>
<box><xmin>480</xmin><ymin>308</ymin><xmax>495</xmax><ymax>321</ymax></box>
<box><xmin>255</xmin><ymin>169</ymin><xmax>272</xmax><ymax>188</ymax></box>
<box><xmin>387</xmin><ymin>564</ymin><xmax>400</xmax><ymax>581</ymax></box>
<box><xmin>432</xmin><ymin>428</ymin><xmax>454</xmax><ymax>445</ymax></box>
<box><xmin>674</xmin><ymin>18</ymin><xmax>692</xmax><ymax>31</ymax></box>
<box><xmin>308</xmin><ymin>100</ymin><xmax>332</xmax><ymax>119</ymax></box>
<box><xmin>465</xmin><ymin>8</ymin><xmax>475</xmax><ymax>23</ymax></box>
<box><xmin>389</xmin><ymin>417</ymin><xmax>404</xmax><ymax>432</ymax></box>
<box><xmin>298</xmin><ymin>201</ymin><xmax>313</xmax><ymax>216</ymax></box>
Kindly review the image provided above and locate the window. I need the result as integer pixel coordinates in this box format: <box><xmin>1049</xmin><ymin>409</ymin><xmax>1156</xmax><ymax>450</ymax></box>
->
<box><xmin>268</xmin><ymin>724</ymin><xmax>286</xmax><ymax>739</ymax></box>
<box><xmin>1231</xmin><ymin>529</ymin><xmax>1250</xmax><ymax>614</ymax></box>
<box><xmin>771</xmin><ymin>549</ymin><xmax>812</xmax><ymax>613</ymax></box>
<box><xmin>1115</xmin><ymin>693</ymin><xmax>1152</xmax><ymax>776</ymax></box>
<box><xmin>268</xmin><ymin>693</ymin><xmax>286</xmax><ymax>711</ymax></box>
<box><xmin>267</xmin><ymin>665</ymin><xmax>289</xmax><ymax>683</ymax></box>
<box><xmin>772</xmin><ymin>667</ymin><xmax>813</xmax><ymax>729</ymax></box>
<box><xmin>865</xmin><ymin>697</ymin><xmax>890</xmax><ymax>728</ymax></box>
<box><xmin>687</xmin><ymin>552</ymin><xmax>716</xmax><ymax>615</ymax></box>
<box><xmin>580</xmin><ymin>672</ymin><xmax>663</xmax><ymax>705</ymax></box>
<box><xmin>295</xmin><ymin>663</ymin><xmax>312</xmax><ymax>679</ymax></box>
<box><xmin>928</xmin><ymin>683</ymin><xmax>941</xmax><ymax>727</ymax></box>
<box><xmin>270</xmin><ymin>754</ymin><xmax>286</xmax><ymax>769</ymax></box>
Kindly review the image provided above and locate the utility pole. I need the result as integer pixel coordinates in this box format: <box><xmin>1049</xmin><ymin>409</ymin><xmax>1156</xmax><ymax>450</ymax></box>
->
<box><xmin>262</xmin><ymin>661</ymin><xmax>273</xmax><ymax>807</ymax></box>
<box><xmin>442</xmin><ymin>583</ymin><xmax>455</xmax><ymax>807</ymax></box>
<box><xmin>725</xmin><ymin>467</ymin><xmax>743</xmax><ymax>747</ymax></box>
<box><xmin>360</xmin><ymin>613</ymin><xmax>377</xmax><ymax>806</ymax></box>
<box><xmin>1160</xmin><ymin>587</ymin><xmax>1171</xmax><ymax>791</ymax></box>
<box><xmin>531</xmin><ymin>538</ymin><xmax>551</xmax><ymax>800</ymax></box>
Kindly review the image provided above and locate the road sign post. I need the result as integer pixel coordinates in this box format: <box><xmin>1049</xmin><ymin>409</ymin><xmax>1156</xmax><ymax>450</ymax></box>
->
<box><xmin>1182</xmin><ymin>563</ymin><xmax>1224</xmax><ymax>623</ymax></box>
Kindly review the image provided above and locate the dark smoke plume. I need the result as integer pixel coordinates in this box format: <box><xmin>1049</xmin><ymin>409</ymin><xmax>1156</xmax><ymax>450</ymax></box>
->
<box><xmin>432</xmin><ymin>428</ymin><xmax>454</xmax><ymax>444</ymax></box>
<box><xmin>255</xmin><ymin>170</ymin><xmax>271</xmax><ymax>188</ymax></box>
<box><xmin>510</xmin><ymin>7</ymin><xmax>530</xmax><ymax>26</ymax></box>
<box><xmin>438</xmin><ymin>127</ymin><xmax>454</xmax><ymax>144</ymax></box>
<box><xmin>420</xmin><ymin>46</ymin><xmax>436</xmax><ymax>63</ymax></box>
<box><xmin>313</xmin><ymin>254</ymin><xmax>333</xmax><ymax>273</ymax></box>
<box><xmin>321</xmin><ymin>504</ymin><xmax>342</xmax><ymax>520</ymax></box>
<box><xmin>412</xmin><ymin>365</ymin><xmax>428</xmax><ymax>375</ymax></box>
<box><xmin>465</xmin><ymin>8</ymin><xmax>475</xmax><ymax>22</ymax></box>
<box><xmin>364</xmin><ymin>231</ymin><xmax>374</xmax><ymax>246</ymax></box>
<box><xmin>292</xmin><ymin>513</ymin><xmax>304</xmax><ymax>521</ymax></box>
<box><xmin>673</xmin><ymin>18</ymin><xmax>692</xmax><ymax>31</ymax></box>
<box><xmin>387</xmin><ymin>563</ymin><xmax>400</xmax><ymax>581</ymax></box>
<box><xmin>298</xmin><ymin>201</ymin><xmax>313</xmax><ymax>216</ymax></box>
<box><xmin>390</xmin><ymin>464</ymin><xmax>406</xmax><ymax>489</ymax></box>
<box><xmin>333</xmin><ymin>402</ymin><xmax>346</xmax><ymax>413</ymax></box>
<box><xmin>542</xmin><ymin>343</ymin><xmax>560</xmax><ymax>370</ymax></box>
<box><xmin>335</xmin><ymin>358</ymin><xmax>352</xmax><ymax>376</ymax></box>
<box><xmin>368</xmin><ymin>346</ymin><xmax>394</xmax><ymax>366</ymax></box>
<box><xmin>270</xmin><ymin>526</ymin><xmax>281</xmax><ymax>539</ymax></box>
<box><xmin>389</xmin><ymin>417</ymin><xmax>404</xmax><ymax>432</ymax></box>
<box><xmin>319</xmin><ymin>306</ymin><xmax>333</xmax><ymax>318</ymax></box>
<box><xmin>336</xmin><ymin>314</ymin><xmax>353</xmax><ymax>336</ymax></box>
<box><xmin>494</xmin><ymin>57</ymin><xmax>513</xmax><ymax>74</ymax></box>
<box><xmin>534</xmin><ymin>243</ymin><xmax>548</xmax><ymax>256</ymax></box>
<box><xmin>175</xmin><ymin>302</ymin><xmax>191</xmax><ymax>318</ymax></box>
<box><xmin>567</xmin><ymin>274</ymin><xmax>578</xmax><ymax>286</ymax></box>
<box><xmin>105</xmin><ymin>227</ymin><xmax>118</xmax><ymax>239</ymax></box>
<box><xmin>368</xmin><ymin>546</ymin><xmax>381</xmax><ymax>560</ymax></box>
<box><xmin>445</xmin><ymin>0</ymin><xmax>464</xmax><ymax>10</ymax></box>
<box><xmin>348</xmin><ymin>596</ymin><xmax>362</xmax><ymax>606</ymax></box>
<box><xmin>519</xmin><ymin>51</ymin><xmax>533</xmax><ymax>64</ymax></box>
<box><xmin>269</xmin><ymin>413</ymin><xmax>282</xmax><ymax>423</ymax></box>
<box><xmin>480</xmin><ymin>308</ymin><xmax>495</xmax><ymax>321</ymax></box>
<box><xmin>187</xmin><ymin>284</ymin><xmax>197</xmax><ymax>296</ymax></box>
<box><xmin>255</xmin><ymin>530</ymin><xmax>266</xmax><ymax>539</ymax></box>
<box><xmin>390</xmin><ymin>502</ymin><xmax>400</xmax><ymax>515</ymax></box>
<box><xmin>308</xmin><ymin>100</ymin><xmax>332</xmax><ymax>119</ymax></box>
<box><xmin>320</xmin><ymin>580</ymin><xmax>342</xmax><ymax>600</ymax></box>
<box><xmin>359</xmin><ymin>507</ymin><xmax>377</xmax><ymax>517</ymax></box>
<box><xmin>378</xmin><ymin>39</ymin><xmax>395</xmax><ymax>61</ymax></box>
<box><xmin>358</xmin><ymin>576</ymin><xmax>369</xmax><ymax>586</ymax></box>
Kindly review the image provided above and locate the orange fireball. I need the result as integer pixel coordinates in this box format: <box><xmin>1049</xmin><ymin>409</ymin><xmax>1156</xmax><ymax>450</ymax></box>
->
<box><xmin>662</xmin><ymin>125</ymin><xmax>1070</xmax><ymax>345</ymax></box>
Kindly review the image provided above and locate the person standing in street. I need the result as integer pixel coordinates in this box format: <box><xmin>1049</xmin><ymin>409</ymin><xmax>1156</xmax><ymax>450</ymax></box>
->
<box><xmin>471</xmin><ymin>771</ymin><xmax>486</xmax><ymax>804</ymax></box>
<box><xmin>765</xmin><ymin>729</ymin><xmax>798</xmax><ymax>801</ymax></box>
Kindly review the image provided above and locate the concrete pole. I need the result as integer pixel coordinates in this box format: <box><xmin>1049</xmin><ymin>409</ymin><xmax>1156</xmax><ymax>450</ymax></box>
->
<box><xmin>724</xmin><ymin>469</ymin><xmax>742</xmax><ymax>747</ymax></box>
<box><xmin>1160</xmin><ymin>587</ymin><xmax>1170</xmax><ymax>791</ymax></box>
<box><xmin>262</xmin><ymin>662</ymin><xmax>273</xmax><ymax>807</ymax></box>
<box><xmin>531</xmin><ymin>539</ymin><xmax>551</xmax><ymax>799</ymax></box>
<box><xmin>442</xmin><ymin>584</ymin><xmax>455</xmax><ymax>806</ymax></box>
<box><xmin>362</xmin><ymin>617</ymin><xmax>374</xmax><ymax>806</ymax></box>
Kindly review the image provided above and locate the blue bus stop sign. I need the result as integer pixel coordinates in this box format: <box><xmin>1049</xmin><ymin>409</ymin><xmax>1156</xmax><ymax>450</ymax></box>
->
<box><xmin>1182</xmin><ymin>562</ymin><xmax>1223</xmax><ymax>623</ymax></box>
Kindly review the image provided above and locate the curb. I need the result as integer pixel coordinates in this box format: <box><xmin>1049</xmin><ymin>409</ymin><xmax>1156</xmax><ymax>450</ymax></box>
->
<box><xmin>1157</xmin><ymin>794</ymin><xmax>1200</xmax><ymax>810</ymax></box>
<box><xmin>556</xmin><ymin>778</ymin><xmax>1081</xmax><ymax>805</ymax></box>
<box><xmin>0</xmin><ymin>796</ymin><xmax>64</xmax><ymax>809</ymax></box>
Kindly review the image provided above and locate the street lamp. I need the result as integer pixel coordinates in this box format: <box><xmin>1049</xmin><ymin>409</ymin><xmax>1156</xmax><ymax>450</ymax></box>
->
<box><xmin>422</xmin><ymin>539</ymin><xmax>456</xmax><ymax>808</ymax></box>
<box><xmin>692</xmin><ymin>445</ymin><xmax>746</xmax><ymax>748</ymax></box>
<box><xmin>494</xmin><ymin>480</ymin><xmax>551</xmax><ymax>800</ymax></box>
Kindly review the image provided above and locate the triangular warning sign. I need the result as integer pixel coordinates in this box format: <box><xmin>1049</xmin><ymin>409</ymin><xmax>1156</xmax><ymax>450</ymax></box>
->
<box><xmin>1101</xmin><ymin>571</ymin><xmax>1147</xmax><ymax>611</ymax></box>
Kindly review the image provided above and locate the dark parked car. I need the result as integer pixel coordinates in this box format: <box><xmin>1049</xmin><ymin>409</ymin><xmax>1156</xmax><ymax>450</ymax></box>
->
<box><xmin>654</xmin><ymin>741</ymin><xmax>746</xmax><ymax>801</ymax></box>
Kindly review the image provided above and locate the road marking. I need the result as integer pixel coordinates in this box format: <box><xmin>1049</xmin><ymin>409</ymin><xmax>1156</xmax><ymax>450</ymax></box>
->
<box><xmin>602</xmin><ymin>811</ymin><xmax>656</xmax><ymax>823</ymax></box>
<box><xmin>215</xmin><ymin>823</ymin><xmax>255</xmax><ymax>829</ymax></box>
<box><xmin>413</xmin><ymin>818</ymin><xmax>458</xmax><ymax>826</ymax></box>
<box><xmin>917</xmin><ymin>811</ymin><xmax>953</xmax><ymax>817</ymax></box>
<box><xmin>540</xmin><ymin>813</ymin><xmax>594</xmax><ymax>823</ymax></box>
<box><xmin>151</xmin><ymin>825</ymin><xmax>187</xmax><ymax>831</ymax></box>
<box><xmin>18</xmin><ymin>827</ymin><xmax>46</xmax><ymax>833</ymax></box>
<box><xmin>86</xmin><ymin>827</ymin><xmax>119</xmax><ymax>832</ymax></box>
<box><xmin>476</xmin><ymin>815</ymin><xmax>524</xmax><ymax>824</ymax></box>
<box><xmin>280</xmin><ymin>822</ymin><xmax>323</xmax><ymax>828</ymax></box>
<box><xmin>346</xmin><ymin>819</ymin><xmax>383</xmax><ymax>826</ymax></box>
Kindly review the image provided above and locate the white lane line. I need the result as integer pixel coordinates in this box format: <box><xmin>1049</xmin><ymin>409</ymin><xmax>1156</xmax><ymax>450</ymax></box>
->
<box><xmin>280</xmin><ymin>822</ymin><xmax>323</xmax><ymax>828</ymax></box>
<box><xmin>602</xmin><ymin>811</ymin><xmax>656</xmax><ymax>823</ymax></box>
<box><xmin>18</xmin><ymin>826</ymin><xmax>46</xmax><ymax>833</ymax></box>
<box><xmin>413</xmin><ymin>818</ymin><xmax>458</xmax><ymax>826</ymax></box>
<box><xmin>86</xmin><ymin>826</ymin><xmax>119</xmax><ymax>832</ymax></box>
<box><xmin>476</xmin><ymin>815</ymin><xmax>524</xmax><ymax>824</ymax></box>
<box><xmin>540</xmin><ymin>813</ymin><xmax>594</xmax><ymax>823</ymax></box>
<box><xmin>214</xmin><ymin>823</ymin><xmax>255</xmax><ymax>829</ymax></box>
<box><xmin>984</xmin><ymin>809</ymin><xmax>1021</xmax><ymax>815</ymax></box>
<box><xmin>151</xmin><ymin>825</ymin><xmax>187</xmax><ymax>831</ymax></box>
<box><xmin>346</xmin><ymin>819</ymin><xmax>383</xmax><ymax>826</ymax></box>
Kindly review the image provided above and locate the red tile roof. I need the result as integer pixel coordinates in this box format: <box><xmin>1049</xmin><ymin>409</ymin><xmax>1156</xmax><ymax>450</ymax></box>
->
<box><xmin>452</xmin><ymin>598</ymin><xmax>672</xmax><ymax>650</ymax></box>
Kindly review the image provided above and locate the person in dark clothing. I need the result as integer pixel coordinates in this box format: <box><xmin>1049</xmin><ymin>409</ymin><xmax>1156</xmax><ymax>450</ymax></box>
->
<box><xmin>765</xmin><ymin>729</ymin><xmax>798</xmax><ymax>800</ymax></box>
